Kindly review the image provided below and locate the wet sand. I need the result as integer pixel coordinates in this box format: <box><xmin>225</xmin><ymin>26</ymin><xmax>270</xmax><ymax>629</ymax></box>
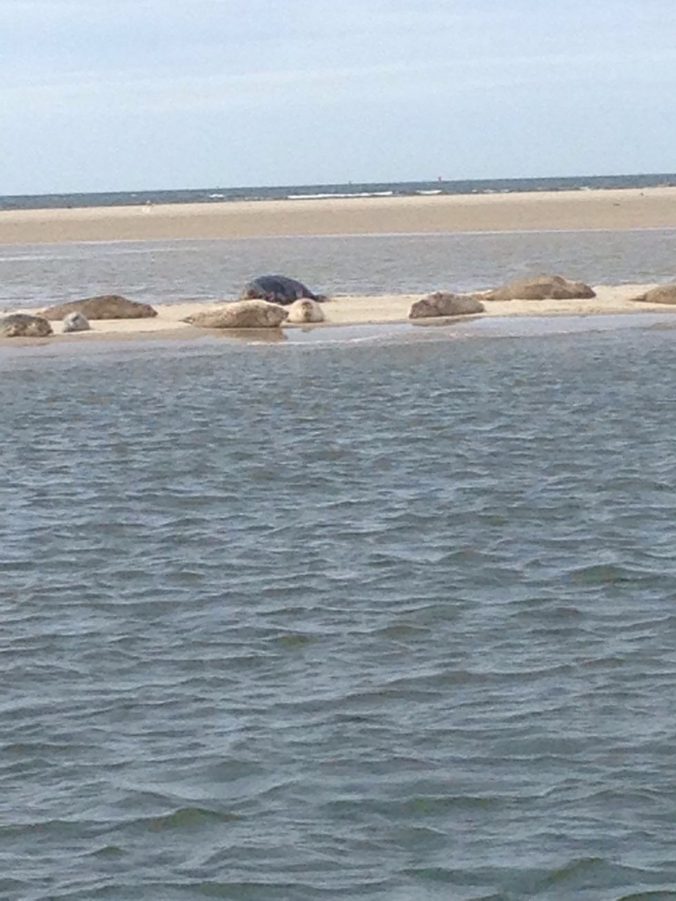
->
<box><xmin>2</xmin><ymin>187</ymin><xmax>676</xmax><ymax>245</ymax></box>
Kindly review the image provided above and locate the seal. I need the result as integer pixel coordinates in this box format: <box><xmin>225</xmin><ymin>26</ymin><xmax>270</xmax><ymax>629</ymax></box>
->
<box><xmin>409</xmin><ymin>292</ymin><xmax>485</xmax><ymax>318</ymax></box>
<box><xmin>632</xmin><ymin>284</ymin><xmax>676</xmax><ymax>305</ymax></box>
<box><xmin>41</xmin><ymin>295</ymin><xmax>157</xmax><ymax>320</ymax></box>
<box><xmin>241</xmin><ymin>275</ymin><xmax>326</xmax><ymax>306</ymax></box>
<box><xmin>286</xmin><ymin>298</ymin><xmax>325</xmax><ymax>324</ymax></box>
<box><xmin>0</xmin><ymin>314</ymin><xmax>53</xmax><ymax>338</ymax></box>
<box><xmin>484</xmin><ymin>275</ymin><xmax>596</xmax><ymax>301</ymax></box>
<box><xmin>62</xmin><ymin>311</ymin><xmax>91</xmax><ymax>333</ymax></box>
<box><xmin>184</xmin><ymin>300</ymin><xmax>289</xmax><ymax>329</ymax></box>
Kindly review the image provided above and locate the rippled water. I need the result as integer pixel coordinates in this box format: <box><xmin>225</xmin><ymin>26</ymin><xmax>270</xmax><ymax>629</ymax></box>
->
<box><xmin>3</xmin><ymin>321</ymin><xmax>676</xmax><ymax>899</ymax></box>
<box><xmin>2</xmin><ymin>228</ymin><xmax>676</xmax><ymax>309</ymax></box>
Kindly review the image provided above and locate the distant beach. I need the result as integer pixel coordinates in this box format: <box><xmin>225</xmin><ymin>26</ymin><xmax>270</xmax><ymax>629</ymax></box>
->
<box><xmin>2</xmin><ymin>186</ymin><xmax>676</xmax><ymax>245</ymax></box>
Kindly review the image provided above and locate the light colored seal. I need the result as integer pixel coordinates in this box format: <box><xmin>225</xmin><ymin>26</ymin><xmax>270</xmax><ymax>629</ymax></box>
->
<box><xmin>184</xmin><ymin>299</ymin><xmax>289</xmax><ymax>329</ymax></box>
<box><xmin>62</xmin><ymin>311</ymin><xmax>91</xmax><ymax>333</ymax></box>
<box><xmin>286</xmin><ymin>298</ymin><xmax>325</xmax><ymax>324</ymax></box>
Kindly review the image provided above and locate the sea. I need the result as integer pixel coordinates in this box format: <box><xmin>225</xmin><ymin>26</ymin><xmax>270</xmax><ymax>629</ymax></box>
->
<box><xmin>2</xmin><ymin>172</ymin><xmax>675</xmax><ymax>212</ymax></box>
<box><xmin>3</xmin><ymin>176</ymin><xmax>676</xmax><ymax>900</ymax></box>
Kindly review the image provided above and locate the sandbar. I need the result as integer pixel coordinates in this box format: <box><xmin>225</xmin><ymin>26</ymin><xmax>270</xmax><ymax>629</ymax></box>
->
<box><xmin>5</xmin><ymin>284</ymin><xmax>674</xmax><ymax>344</ymax></box>
<box><xmin>2</xmin><ymin>187</ymin><xmax>676</xmax><ymax>244</ymax></box>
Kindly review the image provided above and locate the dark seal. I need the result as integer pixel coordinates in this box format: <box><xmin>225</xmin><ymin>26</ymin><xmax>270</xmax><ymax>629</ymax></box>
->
<box><xmin>241</xmin><ymin>275</ymin><xmax>326</xmax><ymax>306</ymax></box>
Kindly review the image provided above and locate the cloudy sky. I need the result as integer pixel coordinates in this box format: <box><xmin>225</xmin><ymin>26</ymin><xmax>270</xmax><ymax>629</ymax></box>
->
<box><xmin>3</xmin><ymin>0</ymin><xmax>676</xmax><ymax>194</ymax></box>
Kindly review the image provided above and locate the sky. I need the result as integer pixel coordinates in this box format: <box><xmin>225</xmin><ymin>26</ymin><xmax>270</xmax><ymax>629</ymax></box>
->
<box><xmin>3</xmin><ymin>0</ymin><xmax>676</xmax><ymax>194</ymax></box>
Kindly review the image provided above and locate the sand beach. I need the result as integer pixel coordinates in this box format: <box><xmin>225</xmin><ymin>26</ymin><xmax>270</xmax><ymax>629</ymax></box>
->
<box><xmin>2</xmin><ymin>186</ymin><xmax>676</xmax><ymax>245</ymax></box>
<box><xmin>2</xmin><ymin>187</ymin><xmax>676</xmax><ymax>340</ymax></box>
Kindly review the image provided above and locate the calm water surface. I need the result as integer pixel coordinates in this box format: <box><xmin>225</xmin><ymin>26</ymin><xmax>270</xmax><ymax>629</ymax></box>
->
<box><xmin>2</xmin><ymin>321</ymin><xmax>676</xmax><ymax>899</ymax></box>
<box><xmin>2</xmin><ymin>228</ymin><xmax>676</xmax><ymax>308</ymax></box>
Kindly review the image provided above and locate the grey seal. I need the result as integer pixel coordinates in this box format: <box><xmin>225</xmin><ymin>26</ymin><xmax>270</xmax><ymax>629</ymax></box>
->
<box><xmin>409</xmin><ymin>292</ymin><xmax>485</xmax><ymax>318</ymax></box>
<box><xmin>41</xmin><ymin>295</ymin><xmax>157</xmax><ymax>320</ymax></box>
<box><xmin>0</xmin><ymin>314</ymin><xmax>53</xmax><ymax>338</ymax></box>
<box><xmin>484</xmin><ymin>275</ymin><xmax>596</xmax><ymax>301</ymax></box>
<box><xmin>632</xmin><ymin>284</ymin><xmax>676</xmax><ymax>305</ymax></box>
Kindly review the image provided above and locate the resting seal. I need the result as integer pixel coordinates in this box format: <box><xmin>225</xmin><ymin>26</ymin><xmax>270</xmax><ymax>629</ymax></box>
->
<box><xmin>409</xmin><ymin>292</ymin><xmax>485</xmax><ymax>318</ymax></box>
<box><xmin>184</xmin><ymin>300</ymin><xmax>289</xmax><ymax>329</ymax></box>
<box><xmin>241</xmin><ymin>275</ymin><xmax>326</xmax><ymax>306</ymax></box>
<box><xmin>41</xmin><ymin>295</ymin><xmax>157</xmax><ymax>320</ymax></box>
<box><xmin>632</xmin><ymin>284</ymin><xmax>676</xmax><ymax>305</ymax></box>
<box><xmin>286</xmin><ymin>298</ymin><xmax>325</xmax><ymax>324</ymax></box>
<box><xmin>62</xmin><ymin>312</ymin><xmax>91</xmax><ymax>333</ymax></box>
<box><xmin>0</xmin><ymin>314</ymin><xmax>53</xmax><ymax>338</ymax></box>
<box><xmin>484</xmin><ymin>275</ymin><xmax>596</xmax><ymax>301</ymax></box>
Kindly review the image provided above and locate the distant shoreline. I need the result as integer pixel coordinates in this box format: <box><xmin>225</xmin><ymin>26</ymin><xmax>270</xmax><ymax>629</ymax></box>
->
<box><xmin>3</xmin><ymin>173</ymin><xmax>675</xmax><ymax>213</ymax></box>
<box><xmin>2</xmin><ymin>187</ymin><xmax>676</xmax><ymax>245</ymax></box>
